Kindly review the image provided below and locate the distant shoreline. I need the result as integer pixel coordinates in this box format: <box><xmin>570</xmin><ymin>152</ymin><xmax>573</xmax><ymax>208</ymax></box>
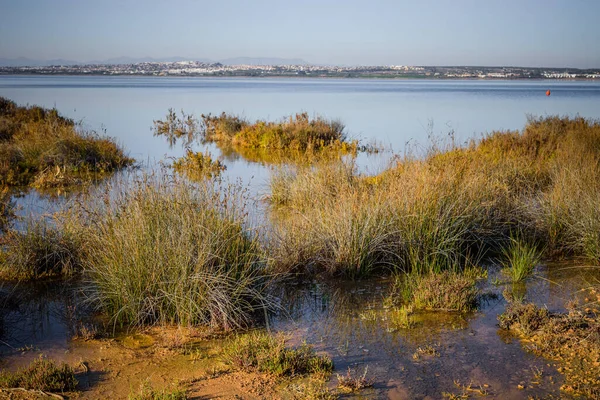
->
<box><xmin>1</xmin><ymin>72</ymin><xmax>599</xmax><ymax>81</ymax></box>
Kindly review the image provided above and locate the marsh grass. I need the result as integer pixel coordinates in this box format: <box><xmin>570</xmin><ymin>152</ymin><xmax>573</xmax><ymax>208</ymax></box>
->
<box><xmin>268</xmin><ymin>116</ymin><xmax>600</xmax><ymax>278</ymax></box>
<box><xmin>77</xmin><ymin>173</ymin><xmax>274</xmax><ymax>329</ymax></box>
<box><xmin>500</xmin><ymin>236</ymin><xmax>543</xmax><ymax>282</ymax></box>
<box><xmin>223</xmin><ymin>331</ymin><xmax>333</xmax><ymax>378</ymax></box>
<box><xmin>0</xmin><ymin>219</ymin><xmax>84</xmax><ymax>280</ymax></box>
<box><xmin>171</xmin><ymin>150</ymin><xmax>226</xmax><ymax>180</ymax></box>
<box><xmin>0</xmin><ymin>97</ymin><xmax>133</xmax><ymax>187</ymax></box>
<box><xmin>0</xmin><ymin>355</ymin><xmax>78</xmax><ymax>392</ymax></box>
<box><xmin>391</xmin><ymin>270</ymin><xmax>480</xmax><ymax>312</ymax></box>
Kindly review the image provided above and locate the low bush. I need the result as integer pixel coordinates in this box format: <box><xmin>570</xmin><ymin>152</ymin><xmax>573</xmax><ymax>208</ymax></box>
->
<box><xmin>0</xmin><ymin>355</ymin><xmax>78</xmax><ymax>392</ymax></box>
<box><xmin>223</xmin><ymin>331</ymin><xmax>333</xmax><ymax>378</ymax></box>
<box><xmin>390</xmin><ymin>270</ymin><xmax>480</xmax><ymax>312</ymax></box>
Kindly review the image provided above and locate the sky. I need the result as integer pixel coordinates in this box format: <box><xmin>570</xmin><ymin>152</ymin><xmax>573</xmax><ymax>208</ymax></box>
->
<box><xmin>1</xmin><ymin>0</ymin><xmax>599</xmax><ymax>68</ymax></box>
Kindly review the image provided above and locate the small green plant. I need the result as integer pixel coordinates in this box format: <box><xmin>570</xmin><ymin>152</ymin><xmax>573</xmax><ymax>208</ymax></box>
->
<box><xmin>289</xmin><ymin>381</ymin><xmax>338</xmax><ymax>399</ymax></box>
<box><xmin>0</xmin><ymin>355</ymin><xmax>78</xmax><ymax>392</ymax></box>
<box><xmin>389</xmin><ymin>305</ymin><xmax>416</xmax><ymax>329</ymax></box>
<box><xmin>222</xmin><ymin>331</ymin><xmax>333</xmax><ymax>378</ymax></box>
<box><xmin>128</xmin><ymin>379</ymin><xmax>187</xmax><ymax>400</ymax></box>
<box><xmin>500</xmin><ymin>236</ymin><xmax>543</xmax><ymax>282</ymax></box>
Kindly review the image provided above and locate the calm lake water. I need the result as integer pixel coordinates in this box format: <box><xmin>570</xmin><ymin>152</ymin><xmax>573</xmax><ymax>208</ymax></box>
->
<box><xmin>2</xmin><ymin>75</ymin><xmax>600</xmax><ymax>180</ymax></box>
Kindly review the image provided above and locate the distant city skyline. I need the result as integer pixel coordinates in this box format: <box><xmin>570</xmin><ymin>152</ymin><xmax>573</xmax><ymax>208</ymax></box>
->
<box><xmin>1</xmin><ymin>0</ymin><xmax>599</xmax><ymax>68</ymax></box>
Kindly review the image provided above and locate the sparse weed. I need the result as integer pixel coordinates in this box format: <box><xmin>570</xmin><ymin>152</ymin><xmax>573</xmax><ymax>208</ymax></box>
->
<box><xmin>336</xmin><ymin>366</ymin><xmax>374</xmax><ymax>392</ymax></box>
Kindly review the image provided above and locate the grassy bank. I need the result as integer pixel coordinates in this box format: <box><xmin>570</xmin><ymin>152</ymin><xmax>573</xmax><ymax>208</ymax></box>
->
<box><xmin>0</xmin><ymin>97</ymin><xmax>133</xmax><ymax>187</ymax></box>
<box><xmin>268</xmin><ymin>116</ymin><xmax>600</xmax><ymax>278</ymax></box>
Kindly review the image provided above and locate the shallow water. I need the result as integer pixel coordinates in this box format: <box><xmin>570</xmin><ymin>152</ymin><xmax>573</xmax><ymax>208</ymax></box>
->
<box><xmin>1</xmin><ymin>263</ymin><xmax>598</xmax><ymax>398</ymax></box>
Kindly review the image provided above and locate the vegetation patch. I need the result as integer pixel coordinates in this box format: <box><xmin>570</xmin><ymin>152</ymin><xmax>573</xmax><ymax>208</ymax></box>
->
<box><xmin>0</xmin><ymin>97</ymin><xmax>133</xmax><ymax>187</ymax></box>
<box><xmin>153</xmin><ymin>110</ymin><xmax>361</xmax><ymax>165</ymax></box>
<box><xmin>223</xmin><ymin>331</ymin><xmax>333</xmax><ymax>378</ymax></box>
<box><xmin>499</xmin><ymin>236</ymin><xmax>543</xmax><ymax>282</ymax></box>
<box><xmin>336</xmin><ymin>367</ymin><xmax>374</xmax><ymax>392</ymax></box>
<box><xmin>128</xmin><ymin>380</ymin><xmax>187</xmax><ymax>400</ymax></box>
<box><xmin>79</xmin><ymin>174</ymin><xmax>274</xmax><ymax>329</ymax></box>
<box><xmin>268</xmin><ymin>116</ymin><xmax>600</xmax><ymax>278</ymax></box>
<box><xmin>499</xmin><ymin>301</ymin><xmax>600</xmax><ymax>397</ymax></box>
<box><xmin>390</xmin><ymin>270</ymin><xmax>480</xmax><ymax>312</ymax></box>
<box><xmin>171</xmin><ymin>150</ymin><xmax>226</xmax><ymax>180</ymax></box>
<box><xmin>0</xmin><ymin>186</ymin><xmax>13</xmax><ymax>231</ymax></box>
<box><xmin>0</xmin><ymin>355</ymin><xmax>78</xmax><ymax>392</ymax></box>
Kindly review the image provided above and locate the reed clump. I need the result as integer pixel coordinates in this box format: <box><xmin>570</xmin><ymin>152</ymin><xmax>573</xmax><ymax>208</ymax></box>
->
<box><xmin>268</xmin><ymin>116</ymin><xmax>600</xmax><ymax>279</ymax></box>
<box><xmin>0</xmin><ymin>97</ymin><xmax>133</xmax><ymax>187</ymax></box>
<box><xmin>499</xmin><ymin>235</ymin><xmax>543</xmax><ymax>282</ymax></box>
<box><xmin>171</xmin><ymin>150</ymin><xmax>226</xmax><ymax>180</ymax></box>
<box><xmin>201</xmin><ymin>112</ymin><xmax>351</xmax><ymax>151</ymax></box>
<box><xmin>79</xmin><ymin>174</ymin><xmax>273</xmax><ymax>329</ymax></box>
<box><xmin>0</xmin><ymin>355</ymin><xmax>78</xmax><ymax>392</ymax></box>
<box><xmin>223</xmin><ymin>331</ymin><xmax>333</xmax><ymax>378</ymax></box>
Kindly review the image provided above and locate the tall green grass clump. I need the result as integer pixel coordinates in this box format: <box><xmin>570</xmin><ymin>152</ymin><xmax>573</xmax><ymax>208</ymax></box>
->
<box><xmin>0</xmin><ymin>96</ymin><xmax>133</xmax><ymax>187</ymax></box>
<box><xmin>499</xmin><ymin>235</ymin><xmax>543</xmax><ymax>282</ymax></box>
<box><xmin>81</xmin><ymin>174</ymin><xmax>273</xmax><ymax>329</ymax></box>
<box><xmin>223</xmin><ymin>331</ymin><xmax>333</xmax><ymax>378</ymax></box>
<box><xmin>0</xmin><ymin>355</ymin><xmax>78</xmax><ymax>392</ymax></box>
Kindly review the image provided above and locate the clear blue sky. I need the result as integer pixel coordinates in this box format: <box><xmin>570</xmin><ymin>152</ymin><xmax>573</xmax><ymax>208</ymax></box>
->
<box><xmin>1</xmin><ymin>0</ymin><xmax>599</xmax><ymax>67</ymax></box>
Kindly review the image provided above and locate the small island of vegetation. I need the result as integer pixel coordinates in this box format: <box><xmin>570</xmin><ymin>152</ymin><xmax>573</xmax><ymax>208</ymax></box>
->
<box><xmin>0</xmin><ymin>97</ymin><xmax>133</xmax><ymax>188</ymax></box>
